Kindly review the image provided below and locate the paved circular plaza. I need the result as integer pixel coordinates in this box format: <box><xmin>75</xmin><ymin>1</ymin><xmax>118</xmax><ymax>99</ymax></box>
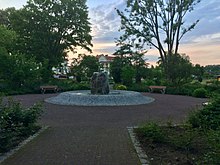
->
<box><xmin>2</xmin><ymin>93</ymin><xmax>206</xmax><ymax>165</ymax></box>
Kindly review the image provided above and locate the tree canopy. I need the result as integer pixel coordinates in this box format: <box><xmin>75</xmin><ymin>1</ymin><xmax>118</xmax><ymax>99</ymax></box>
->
<box><xmin>8</xmin><ymin>0</ymin><xmax>92</xmax><ymax>69</ymax></box>
<box><xmin>71</xmin><ymin>54</ymin><xmax>99</xmax><ymax>82</ymax></box>
<box><xmin>117</xmin><ymin>0</ymin><xmax>200</xmax><ymax>70</ymax></box>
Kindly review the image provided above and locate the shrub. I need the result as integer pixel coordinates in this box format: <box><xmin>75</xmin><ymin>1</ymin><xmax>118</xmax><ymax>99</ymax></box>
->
<box><xmin>0</xmin><ymin>97</ymin><xmax>43</xmax><ymax>153</ymax></box>
<box><xmin>128</xmin><ymin>83</ymin><xmax>147</xmax><ymax>92</ymax></box>
<box><xmin>166</xmin><ymin>86</ymin><xmax>193</xmax><ymax>96</ymax></box>
<box><xmin>170</xmin><ymin>127</ymin><xmax>200</xmax><ymax>152</ymax></box>
<box><xmin>188</xmin><ymin>96</ymin><xmax>220</xmax><ymax>130</ymax></box>
<box><xmin>48</xmin><ymin>79</ymin><xmax>90</xmax><ymax>92</ymax></box>
<box><xmin>121</xmin><ymin>65</ymin><xmax>135</xmax><ymax>86</ymax></box>
<box><xmin>114</xmin><ymin>84</ymin><xmax>127</xmax><ymax>90</ymax></box>
<box><xmin>203</xmin><ymin>129</ymin><xmax>220</xmax><ymax>164</ymax></box>
<box><xmin>193</xmin><ymin>88</ymin><xmax>207</xmax><ymax>98</ymax></box>
<box><xmin>136</xmin><ymin>122</ymin><xmax>165</xmax><ymax>143</ymax></box>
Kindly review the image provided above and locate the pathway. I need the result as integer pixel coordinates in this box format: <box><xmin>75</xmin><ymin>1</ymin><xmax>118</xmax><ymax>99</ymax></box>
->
<box><xmin>1</xmin><ymin>93</ymin><xmax>205</xmax><ymax>165</ymax></box>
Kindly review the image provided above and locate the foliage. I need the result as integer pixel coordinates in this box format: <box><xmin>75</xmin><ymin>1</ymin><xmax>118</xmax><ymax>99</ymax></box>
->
<box><xmin>203</xmin><ymin>129</ymin><xmax>220</xmax><ymax>164</ymax></box>
<box><xmin>132</xmin><ymin>52</ymin><xmax>149</xmax><ymax>83</ymax></box>
<box><xmin>113</xmin><ymin>41</ymin><xmax>149</xmax><ymax>83</ymax></box>
<box><xmin>0</xmin><ymin>7</ymin><xmax>16</xmax><ymax>27</ymax></box>
<box><xmin>149</xmin><ymin>66</ymin><xmax>164</xmax><ymax>85</ymax></box>
<box><xmin>192</xmin><ymin>64</ymin><xmax>204</xmax><ymax>82</ymax></box>
<box><xmin>114</xmin><ymin>84</ymin><xmax>127</xmax><ymax>90</ymax></box>
<box><xmin>48</xmin><ymin>79</ymin><xmax>90</xmax><ymax>92</ymax></box>
<box><xmin>7</xmin><ymin>0</ymin><xmax>92</xmax><ymax>76</ymax></box>
<box><xmin>165</xmin><ymin>81</ymin><xmax>203</xmax><ymax>96</ymax></box>
<box><xmin>0</xmin><ymin>25</ymin><xmax>42</xmax><ymax>92</ymax></box>
<box><xmin>0</xmin><ymin>25</ymin><xmax>16</xmax><ymax>53</ymax></box>
<box><xmin>0</xmin><ymin>53</ymin><xmax>41</xmax><ymax>90</ymax></box>
<box><xmin>0</xmin><ymin>98</ymin><xmax>43</xmax><ymax>152</ymax></box>
<box><xmin>205</xmin><ymin>83</ymin><xmax>220</xmax><ymax>95</ymax></box>
<box><xmin>193</xmin><ymin>88</ymin><xmax>207</xmax><ymax>98</ymax></box>
<box><xmin>159</xmin><ymin>53</ymin><xmax>193</xmax><ymax>86</ymax></box>
<box><xmin>188</xmin><ymin>96</ymin><xmax>220</xmax><ymax>130</ymax></box>
<box><xmin>186</xmin><ymin>96</ymin><xmax>220</xmax><ymax>162</ymax></box>
<box><xmin>110</xmin><ymin>57</ymin><xmax>123</xmax><ymax>83</ymax></box>
<box><xmin>71</xmin><ymin>54</ymin><xmax>99</xmax><ymax>82</ymax></box>
<box><xmin>121</xmin><ymin>65</ymin><xmax>135</xmax><ymax>86</ymax></box>
<box><xmin>128</xmin><ymin>83</ymin><xmax>149</xmax><ymax>92</ymax></box>
<box><xmin>116</xmin><ymin>0</ymin><xmax>200</xmax><ymax>79</ymax></box>
<box><xmin>136</xmin><ymin>122</ymin><xmax>166</xmax><ymax>143</ymax></box>
<box><xmin>136</xmin><ymin>95</ymin><xmax>220</xmax><ymax>164</ymax></box>
<box><xmin>204</xmin><ymin>65</ymin><xmax>220</xmax><ymax>79</ymax></box>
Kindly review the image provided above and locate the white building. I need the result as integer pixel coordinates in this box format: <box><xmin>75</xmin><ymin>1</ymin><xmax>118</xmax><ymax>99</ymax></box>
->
<box><xmin>96</xmin><ymin>54</ymin><xmax>114</xmax><ymax>75</ymax></box>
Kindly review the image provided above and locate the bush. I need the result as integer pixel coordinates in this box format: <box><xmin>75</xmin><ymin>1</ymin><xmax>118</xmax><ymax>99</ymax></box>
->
<box><xmin>205</xmin><ymin>83</ymin><xmax>220</xmax><ymax>94</ymax></box>
<box><xmin>128</xmin><ymin>83</ymin><xmax>147</xmax><ymax>92</ymax></box>
<box><xmin>166</xmin><ymin>86</ymin><xmax>193</xmax><ymax>96</ymax></box>
<box><xmin>0</xmin><ymin>97</ymin><xmax>43</xmax><ymax>153</ymax></box>
<box><xmin>188</xmin><ymin>96</ymin><xmax>220</xmax><ymax>130</ymax></box>
<box><xmin>136</xmin><ymin>122</ymin><xmax>165</xmax><ymax>143</ymax></box>
<box><xmin>203</xmin><ymin>129</ymin><xmax>220</xmax><ymax>164</ymax></box>
<box><xmin>193</xmin><ymin>88</ymin><xmax>207</xmax><ymax>98</ymax></box>
<box><xmin>48</xmin><ymin>79</ymin><xmax>90</xmax><ymax>92</ymax></box>
<box><xmin>114</xmin><ymin>84</ymin><xmax>127</xmax><ymax>90</ymax></box>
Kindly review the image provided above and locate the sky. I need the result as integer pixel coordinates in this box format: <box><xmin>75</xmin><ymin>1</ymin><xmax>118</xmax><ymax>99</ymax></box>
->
<box><xmin>0</xmin><ymin>0</ymin><xmax>220</xmax><ymax>66</ymax></box>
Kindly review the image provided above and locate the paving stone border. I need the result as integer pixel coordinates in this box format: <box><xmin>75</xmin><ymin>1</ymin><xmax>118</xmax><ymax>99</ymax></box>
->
<box><xmin>127</xmin><ymin>127</ymin><xmax>150</xmax><ymax>165</ymax></box>
<box><xmin>0</xmin><ymin>126</ymin><xmax>49</xmax><ymax>164</ymax></box>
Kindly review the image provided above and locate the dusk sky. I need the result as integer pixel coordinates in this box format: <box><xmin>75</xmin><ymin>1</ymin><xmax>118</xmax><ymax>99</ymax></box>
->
<box><xmin>0</xmin><ymin>0</ymin><xmax>220</xmax><ymax>66</ymax></box>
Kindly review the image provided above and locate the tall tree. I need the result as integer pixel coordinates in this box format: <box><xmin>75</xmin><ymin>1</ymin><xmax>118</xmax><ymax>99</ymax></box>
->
<box><xmin>114</xmin><ymin>40</ymin><xmax>149</xmax><ymax>83</ymax></box>
<box><xmin>0</xmin><ymin>25</ymin><xmax>16</xmax><ymax>54</ymax></box>
<box><xmin>117</xmin><ymin>0</ymin><xmax>200</xmax><ymax>74</ymax></box>
<box><xmin>71</xmin><ymin>54</ymin><xmax>99</xmax><ymax>82</ymax></box>
<box><xmin>0</xmin><ymin>25</ymin><xmax>41</xmax><ymax>89</ymax></box>
<box><xmin>158</xmin><ymin>53</ymin><xmax>193</xmax><ymax>86</ymax></box>
<box><xmin>9</xmin><ymin>0</ymin><xmax>92</xmax><ymax>74</ymax></box>
<box><xmin>0</xmin><ymin>8</ymin><xmax>16</xmax><ymax>27</ymax></box>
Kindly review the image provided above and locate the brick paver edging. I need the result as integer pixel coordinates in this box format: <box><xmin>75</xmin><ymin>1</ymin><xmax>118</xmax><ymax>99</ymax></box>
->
<box><xmin>127</xmin><ymin>127</ymin><xmax>150</xmax><ymax>165</ymax></box>
<box><xmin>0</xmin><ymin>126</ymin><xmax>49</xmax><ymax>164</ymax></box>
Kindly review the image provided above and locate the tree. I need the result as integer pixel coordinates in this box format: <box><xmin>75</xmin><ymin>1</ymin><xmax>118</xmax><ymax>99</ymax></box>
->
<box><xmin>113</xmin><ymin>40</ymin><xmax>149</xmax><ymax>83</ymax></box>
<box><xmin>110</xmin><ymin>57</ymin><xmax>123</xmax><ymax>83</ymax></box>
<box><xmin>159</xmin><ymin>53</ymin><xmax>193</xmax><ymax>86</ymax></box>
<box><xmin>0</xmin><ymin>25</ymin><xmax>41</xmax><ymax>89</ymax></box>
<box><xmin>121</xmin><ymin>65</ymin><xmax>135</xmax><ymax>86</ymax></box>
<box><xmin>193</xmin><ymin>64</ymin><xmax>204</xmax><ymax>82</ymax></box>
<box><xmin>0</xmin><ymin>25</ymin><xmax>16</xmax><ymax>54</ymax></box>
<box><xmin>117</xmin><ymin>0</ymin><xmax>200</xmax><ymax>75</ymax></box>
<box><xmin>0</xmin><ymin>25</ymin><xmax>17</xmax><ymax>83</ymax></box>
<box><xmin>204</xmin><ymin>65</ymin><xmax>220</xmax><ymax>79</ymax></box>
<box><xmin>0</xmin><ymin>8</ymin><xmax>16</xmax><ymax>27</ymax></box>
<box><xmin>0</xmin><ymin>54</ymin><xmax>41</xmax><ymax>89</ymax></box>
<box><xmin>131</xmin><ymin>52</ymin><xmax>149</xmax><ymax>83</ymax></box>
<box><xmin>8</xmin><ymin>0</ymin><xmax>92</xmax><ymax>79</ymax></box>
<box><xmin>71</xmin><ymin>54</ymin><xmax>99</xmax><ymax>82</ymax></box>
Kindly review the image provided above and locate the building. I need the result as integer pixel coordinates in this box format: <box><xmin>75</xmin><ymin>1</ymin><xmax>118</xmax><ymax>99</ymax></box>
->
<box><xmin>96</xmin><ymin>54</ymin><xmax>114</xmax><ymax>75</ymax></box>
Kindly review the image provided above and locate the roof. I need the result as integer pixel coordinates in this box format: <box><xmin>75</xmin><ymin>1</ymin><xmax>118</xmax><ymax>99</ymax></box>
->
<box><xmin>96</xmin><ymin>54</ymin><xmax>115</xmax><ymax>63</ymax></box>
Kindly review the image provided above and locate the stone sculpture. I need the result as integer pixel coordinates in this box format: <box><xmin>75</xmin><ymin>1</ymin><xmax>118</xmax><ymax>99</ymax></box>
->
<box><xmin>91</xmin><ymin>72</ymin><xmax>110</xmax><ymax>95</ymax></box>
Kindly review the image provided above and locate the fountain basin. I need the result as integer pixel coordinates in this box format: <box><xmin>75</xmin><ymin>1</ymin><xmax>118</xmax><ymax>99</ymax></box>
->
<box><xmin>45</xmin><ymin>90</ymin><xmax>154</xmax><ymax>106</ymax></box>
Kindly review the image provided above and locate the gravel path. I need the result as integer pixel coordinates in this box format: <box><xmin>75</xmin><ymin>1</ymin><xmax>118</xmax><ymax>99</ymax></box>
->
<box><xmin>1</xmin><ymin>93</ymin><xmax>206</xmax><ymax>165</ymax></box>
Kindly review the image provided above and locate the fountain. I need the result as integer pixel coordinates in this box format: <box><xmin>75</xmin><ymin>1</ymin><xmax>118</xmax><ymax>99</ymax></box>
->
<box><xmin>90</xmin><ymin>72</ymin><xmax>109</xmax><ymax>95</ymax></box>
<box><xmin>45</xmin><ymin>72</ymin><xmax>154</xmax><ymax>106</ymax></box>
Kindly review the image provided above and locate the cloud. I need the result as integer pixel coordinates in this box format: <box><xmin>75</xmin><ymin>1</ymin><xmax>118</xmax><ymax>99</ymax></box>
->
<box><xmin>88</xmin><ymin>0</ymin><xmax>126</xmax><ymax>54</ymax></box>
<box><xmin>183</xmin><ymin>0</ymin><xmax>220</xmax><ymax>42</ymax></box>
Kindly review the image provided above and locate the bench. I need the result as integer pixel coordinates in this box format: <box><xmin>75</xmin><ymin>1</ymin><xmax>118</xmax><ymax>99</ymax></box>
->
<box><xmin>40</xmin><ymin>85</ymin><xmax>58</xmax><ymax>94</ymax></box>
<box><xmin>148</xmin><ymin>86</ymin><xmax>166</xmax><ymax>94</ymax></box>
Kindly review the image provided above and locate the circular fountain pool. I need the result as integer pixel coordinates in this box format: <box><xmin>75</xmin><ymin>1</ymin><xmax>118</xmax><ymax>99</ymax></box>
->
<box><xmin>45</xmin><ymin>90</ymin><xmax>154</xmax><ymax>106</ymax></box>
